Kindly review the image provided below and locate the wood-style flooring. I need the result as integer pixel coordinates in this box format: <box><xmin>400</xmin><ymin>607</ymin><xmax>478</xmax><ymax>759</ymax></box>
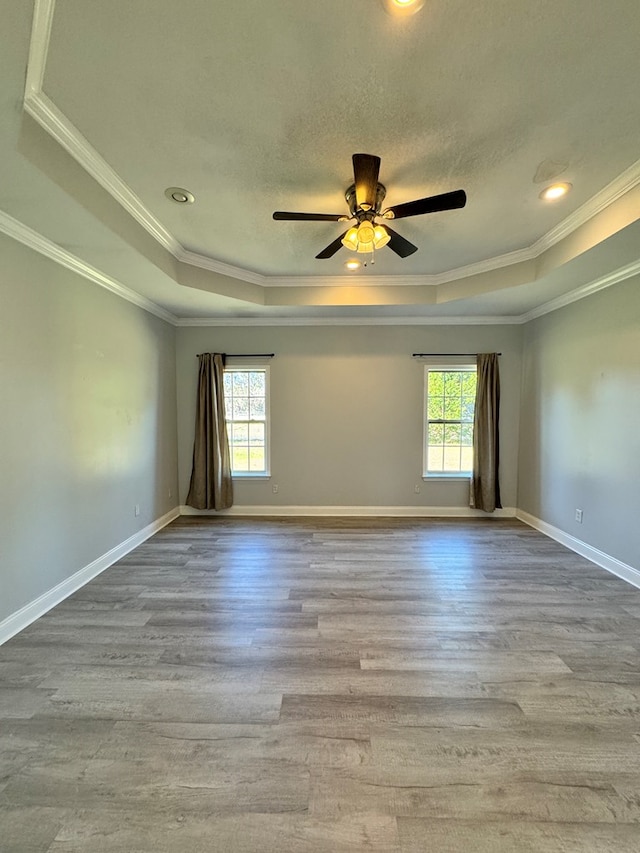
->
<box><xmin>1</xmin><ymin>516</ymin><xmax>640</xmax><ymax>852</ymax></box>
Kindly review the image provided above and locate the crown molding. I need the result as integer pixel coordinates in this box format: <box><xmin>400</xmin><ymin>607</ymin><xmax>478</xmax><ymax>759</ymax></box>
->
<box><xmin>520</xmin><ymin>258</ymin><xmax>640</xmax><ymax>323</ymax></box>
<box><xmin>25</xmin><ymin>0</ymin><xmax>55</xmax><ymax>97</ymax></box>
<box><xmin>177</xmin><ymin>259</ymin><xmax>640</xmax><ymax>326</ymax></box>
<box><xmin>264</xmin><ymin>245</ymin><xmax>535</xmax><ymax>288</ymax></box>
<box><xmin>532</xmin><ymin>158</ymin><xmax>640</xmax><ymax>254</ymax></box>
<box><xmin>24</xmin><ymin>90</ymin><xmax>183</xmax><ymax>257</ymax></box>
<box><xmin>175</xmin><ymin>314</ymin><xmax>519</xmax><ymax>327</ymax></box>
<box><xmin>24</xmin><ymin>0</ymin><xmax>640</xmax><ymax>292</ymax></box>
<box><xmin>175</xmin><ymin>246</ymin><xmax>265</xmax><ymax>285</ymax></box>
<box><xmin>0</xmin><ymin>209</ymin><xmax>178</xmax><ymax>325</ymax></box>
<box><xmin>2</xmin><ymin>205</ymin><xmax>635</xmax><ymax>330</ymax></box>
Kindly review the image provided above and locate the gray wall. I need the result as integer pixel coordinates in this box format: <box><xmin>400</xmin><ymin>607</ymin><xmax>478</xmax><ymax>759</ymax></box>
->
<box><xmin>2</xmin><ymin>226</ymin><xmax>637</xmax><ymax>628</ymax></box>
<box><xmin>177</xmin><ymin>324</ymin><xmax>522</xmax><ymax>509</ymax></box>
<box><xmin>518</xmin><ymin>277</ymin><xmax>640</xmax><ymax>569</ymax></box>
<box><xmin>0</xmin><ymin>234</ymin><xmax>178</xmax><ymax>623</ymax></box>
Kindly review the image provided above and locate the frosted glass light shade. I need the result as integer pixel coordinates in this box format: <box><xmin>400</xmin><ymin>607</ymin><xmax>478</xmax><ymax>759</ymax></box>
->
<box><xmin>341</xmin><ymin>222</ymin><xmax>391</xmax><ymax>254</ymax></box>
<box><xmin>357</xmin><ymin>221</ymin><xmax>375</xmax><ymax>244</ymax></box>
<box><xmin>342</xmin><ymin>227</ymin><xmax>360</xmax><ymax>251</ymax></box>
<box><xmin>373</xmin><ymin>225</ymin><xmax>390</xmax><ymax>248</ymax></box>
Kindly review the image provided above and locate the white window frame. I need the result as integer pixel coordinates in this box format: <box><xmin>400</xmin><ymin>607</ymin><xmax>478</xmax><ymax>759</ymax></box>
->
<box><xmin>224</xmin><ymin>361</ymin><xmax>271</xmax><ymax>479</ymax></box>
<box><xmin>422</xmin><ymin>360</ymin><xmax>476</xmax><ymax>479</ymax></box>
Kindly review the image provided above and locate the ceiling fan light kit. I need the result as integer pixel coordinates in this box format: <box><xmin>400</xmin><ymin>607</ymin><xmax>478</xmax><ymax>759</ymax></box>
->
<box><xmin>273</xmin><ymin>153</ymin><xmax>467</xmax><ymax>261</ymax></box>
<box><xmin>341</xmin><ymin>222</ymin><xmax>391</xmax><ymax>254</ymax></box>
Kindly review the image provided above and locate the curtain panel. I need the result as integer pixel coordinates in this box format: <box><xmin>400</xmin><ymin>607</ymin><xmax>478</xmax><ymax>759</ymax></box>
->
<box><xmin>470</xmin><ymin>352</ymin><xmax>501</xmax><ymax>513</ymax></box>
<box><xmin>186</xmin><ymin>353</ymin><xmax>234</xmax><ymax>510</ymax></box>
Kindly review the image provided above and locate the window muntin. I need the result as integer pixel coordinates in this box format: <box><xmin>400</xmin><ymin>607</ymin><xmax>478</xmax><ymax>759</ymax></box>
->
<box><xmin>223</xmin><ymin>367</ymin><xmax>270</xmax><ymax>476</ymax></box>
<box><xmin>424</xmin><ymin>366</ymin><xmax>476</xmax><ymax>476</ymax></box>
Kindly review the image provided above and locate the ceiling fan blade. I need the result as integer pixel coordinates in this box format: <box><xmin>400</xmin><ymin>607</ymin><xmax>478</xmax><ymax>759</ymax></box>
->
<box><xmin>385</xmin><ymin>189</ymin><xmax>467</xmax><ymax>220</ymax></box>
<box><xmin>273</xmin><ymin>211</ymin><xmax>346</xmax><ymax>221</ymax></box>
<box><xmin>385</xmin><ymin>226</ymin><xmax>418</xmax><ymax>258</ymax></box>
<box><xmin>352</xmin><ymin>153</ymin><xmax>381</xmax><ymax>210</ymax></box>
<box><xmin>315</xmin><ymin>231</ymin><xmax>349</xmax><ymax>259</ymax></box>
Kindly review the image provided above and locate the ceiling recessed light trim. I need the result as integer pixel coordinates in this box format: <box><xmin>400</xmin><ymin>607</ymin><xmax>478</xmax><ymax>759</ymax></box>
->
<box><xmin>165</xmin><ymin>187</ymin><xmax>195</xmax><ymax>204</ymax></box>
<box><xmin>381</xmin><ymin>0</ymin><xmax>425</xmax><ymax>17</ymax></box>
<box><xmin>539</xmin><ymin>182</ymin><xmax>572</xmax><ymax>202</ymax></box>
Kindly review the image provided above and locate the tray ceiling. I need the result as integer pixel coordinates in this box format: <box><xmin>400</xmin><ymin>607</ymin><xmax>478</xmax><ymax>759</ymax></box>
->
<box><xmin>1</xmin><ymin>0</ymin><xmax>638</xmax><ymax>320</ymax></box>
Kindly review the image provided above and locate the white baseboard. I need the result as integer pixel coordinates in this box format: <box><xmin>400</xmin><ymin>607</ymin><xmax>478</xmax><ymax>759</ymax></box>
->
<box><xmin>516</xmin><ymin>509</ymin><xmax>640</xmax><ymax>590</ymax></box>
<box><xmin>0</xmin><ymin>507</ymin><xmax>180</xmax><ymax>646</ymax></box>
<box><xmin>180</xmin><ymin>504</ymin><xmax>517</xmax><ymax>518</ymax></box>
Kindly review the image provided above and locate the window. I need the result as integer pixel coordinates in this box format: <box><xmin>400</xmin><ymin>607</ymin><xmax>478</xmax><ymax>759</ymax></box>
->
<box><xmin>424</xmin><ymin>365</ymin><xmax>476</xmax><ymax>477</ymax></box>
<box><xmin>223</xmin><ymin>366</ymin><xmax>270</xmax><ymax>476</ymax></box>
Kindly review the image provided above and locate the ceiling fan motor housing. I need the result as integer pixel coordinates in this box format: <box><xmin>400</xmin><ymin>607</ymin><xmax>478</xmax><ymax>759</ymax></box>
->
<box><xmin>345</xmin><ymin>182</ymin><xmax>387</xmax><ymax>220</ymax></box>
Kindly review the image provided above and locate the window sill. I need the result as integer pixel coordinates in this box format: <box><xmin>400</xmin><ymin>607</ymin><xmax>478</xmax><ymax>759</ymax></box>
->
<box><xmin>422</xmin><ymin>474</ymin><xmax>471</xmax><ymax>481</ymax></box>
<box><xmin>231</xmin><ymin>474</ymin><xmax>271</xmax><ymax>480</ymax></box>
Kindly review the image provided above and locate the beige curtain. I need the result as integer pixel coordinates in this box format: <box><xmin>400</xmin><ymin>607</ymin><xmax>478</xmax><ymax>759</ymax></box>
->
<box><xmin>186</xmin><ymin>353</ymin><xmax>234</xmax><ymax>510</ymax></box>
<box><xmin>470</xmin><ymin>352</ymin><xmax>501</xmax><ymax>512</ymax></box>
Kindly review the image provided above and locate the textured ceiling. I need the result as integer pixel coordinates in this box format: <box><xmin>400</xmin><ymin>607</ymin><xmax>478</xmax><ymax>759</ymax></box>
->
<box><xmin>0</xmin><ymin>0</ymin><xmax>639</xmax><ymax>319</ymax></box>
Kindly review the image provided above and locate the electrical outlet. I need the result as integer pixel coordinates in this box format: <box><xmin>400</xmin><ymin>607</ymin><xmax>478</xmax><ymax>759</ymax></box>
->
<box><xmin>575</xmin><ymin>508</ymin><xmax>583</xmax><ymax>523</ymax></box>
<box><xmin>134</xmin><ymin>504</ymin><xmax>140</xmax><ymax>517</ymax></box>
<box><xmin>414</xmin><ymin>484</ymin><xmax>421</xmax><ymax>494</ymax></box>
<box><xmin>272</xmin><ymin>484</ymin><xmax>279</xmax><ymax>494</ymax></box>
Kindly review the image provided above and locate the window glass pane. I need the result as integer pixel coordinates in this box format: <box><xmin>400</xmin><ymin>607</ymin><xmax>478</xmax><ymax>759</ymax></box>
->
<box><xmin>232</xmin><ymin>372</ymin><xmax>249</xmax><ymax>394</ymax></box>
<box><xmin>428</xmin><ymin>371</ymin><xmax>444</xmax><ymax>395</ymax></box>
<box><xmin>461</xmin><ymin>447</ymin><xmax>473</xmax><ymax>471</ymax></box>
<box><xmin>249</xmin><ymin>447</ymin><xmax>265</xmax><ymax>471</ymax></box>
<box><xmin>233</xmin><ymin>397</ymin><xmax>249</xmax><ymax>419</ymax></box>
<box><xmin>428</xmin><ymin>447</ymin><xmax>444</xmax><ymax>471</ymax></box>
<box><xmin>444</xmin><ymin>446</ymin><xmax>462</xmax><ymax>471</ymax></box>
<box><xmin>461</xmin><ymin>373</ymin><xmax>477</xmax><ymax>395</ymax></box>
<box><xmin>444</xmin><ymin>424</ymin><xmax>461</xmax><ymax>445</ymax></box>
<box><xmin>231</xmin><ymin>423</ymin><xmax>248</xmax><ymax>444</ymax></box>
<box><xmin>427</xmin><ymin>397</ymin><xmax>444</xmax><ymax>420</ymax></box>
<box><xmin>444</xmin><ymin>396</ymin><xmax>462</xmax><ymax>420</ymax></box>
<box><xmin>249</xmin><ymin>372</ymin><xmax>266</xmax><ymax>395</ymax></box>
<box><xmin>444</xmin><ymin>372</ymin><xmax>462</xmax><ymax>395</ymax></box>
<box><xmin>232</xmin><ymin>447</ymin><xmax>249</xmax><ymax>471</ymax></box>
<box><xmin>250</xmin><ymin>396</ymin><xmax>265</xmax><ymax>420</ymax></box>
<box><xmin>428</xmin><ymin>423</ymin><xmax>444</xmax><ymax>444</ymax></box>
<box><xmin>461</xmin><ymin>423</ymin><xmax>473</xmax><ymax>446</ymax></box>
<box><xmin>249</xmin><ymin>423</ymin><xmax>264</xmax><ymax>444</ymax></box>
<box><xmin>223</xmin><ymin>373</ymin><xmax>233</xmax><ymax>396</ymax></box>
<box><xmin>461</xmin><ymin>400</ymin><xmax>475</xmax><ymax>421</ymax></box>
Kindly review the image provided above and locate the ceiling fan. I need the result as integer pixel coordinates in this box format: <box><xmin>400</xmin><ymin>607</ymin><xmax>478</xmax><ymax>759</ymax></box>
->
<box><xmin>273</xmin><ymin>153</ymin><xmax>467</xmax><ymax>260</ymax></box>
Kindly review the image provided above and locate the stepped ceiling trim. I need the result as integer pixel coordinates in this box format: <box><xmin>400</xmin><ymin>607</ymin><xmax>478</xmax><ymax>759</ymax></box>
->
<box><xmin>0</xmin><ymin>209</ymin><xmax>178</xmax><ymax>324</ymax></box>
<box><xmin>2</xmin><ymin>206</ymin><xmax>636</xmax><ymax>328</ymax></box>
<box><xmin>24</xmin><ymin>0</ymin><xmax>640</xmax><ymax>292</ymax></box>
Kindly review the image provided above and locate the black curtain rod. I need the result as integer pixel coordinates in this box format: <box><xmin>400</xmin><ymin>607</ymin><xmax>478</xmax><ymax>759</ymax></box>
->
<box><xmin>196</xmin><ymin>353</ymin><xmax>275</xmax><ymax>358</ymax></box>
<box><xmin>412</xmin><ymin>352</ymin><xmax>502</xmax><ymax>357</ymax></box>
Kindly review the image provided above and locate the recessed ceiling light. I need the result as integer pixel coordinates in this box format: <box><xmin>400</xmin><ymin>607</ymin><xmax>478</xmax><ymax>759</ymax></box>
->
<box><xmin>345</xmin><ymin>259</ymin><xmax>360</xmax><ymax>270</ymax></box>
<box><xmin>381</xmin><ymin>0</ymin><xmax>425</xmax><ymax>16</ymax></box>
<box><xmin>165</xmin><ymin>187</ymin><xmax>195</xmax><ymax>204</ymax></box>
<box><xmin>539</xmin><ymin>182</ymin><xmax>572</xmax><ymax>201</ymax></box>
